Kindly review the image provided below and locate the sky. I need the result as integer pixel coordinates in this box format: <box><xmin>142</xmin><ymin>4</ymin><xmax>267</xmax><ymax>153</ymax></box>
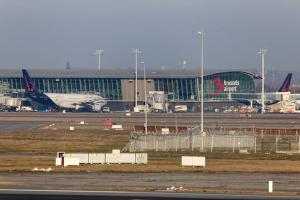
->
<box><xmin>0</xmin><ymin>0</ymin><xmax>299</xmax><ymax>71</ymax></box>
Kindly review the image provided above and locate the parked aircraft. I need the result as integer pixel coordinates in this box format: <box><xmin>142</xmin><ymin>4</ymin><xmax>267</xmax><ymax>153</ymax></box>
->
<box><xmin>22</xmin><ymin>69</ymin><xmax>107</xmax><ymax>111</ymax></box>
<box><xmin>237</xmin><ymin>73</ymin><xmax>292</xmax><ymax>106</ymax></box>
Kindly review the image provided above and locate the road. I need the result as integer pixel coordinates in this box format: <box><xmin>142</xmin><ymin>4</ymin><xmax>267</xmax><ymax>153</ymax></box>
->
<box><xmin>0</xmin><ymin>112</ymin><xmax>300</xmax><ymax>132</ymax></box>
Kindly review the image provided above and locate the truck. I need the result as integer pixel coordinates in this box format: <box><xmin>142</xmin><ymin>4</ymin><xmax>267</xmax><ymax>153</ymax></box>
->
<box><xmin>102</xmin><ymin>106</ymin><xmax>110</xmax><ymax>113</ymax></box>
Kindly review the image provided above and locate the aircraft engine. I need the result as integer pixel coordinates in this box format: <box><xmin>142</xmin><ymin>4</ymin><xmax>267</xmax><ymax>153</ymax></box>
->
<box><xmin>75</xmin><ymin>104</ymin><xmax>80</xmax><ymax>110</ymax></box>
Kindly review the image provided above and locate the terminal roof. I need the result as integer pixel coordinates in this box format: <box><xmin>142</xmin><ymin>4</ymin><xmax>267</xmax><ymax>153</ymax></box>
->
<box><xmin>0</xmin><ymin>68</ymin><xmax>261</xmax><ymax>79</ymax></box>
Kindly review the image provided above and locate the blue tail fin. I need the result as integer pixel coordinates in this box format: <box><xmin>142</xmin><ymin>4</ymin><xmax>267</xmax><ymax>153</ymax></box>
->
<box><xmin>22</xmin><ymin>69</ymin><xmax>37</xmax><ymax>93</ymax></box>
<box><xmin>278</xmin><ymin>73</ymin><xmax>292</xmax><ymax>92</ymax></box>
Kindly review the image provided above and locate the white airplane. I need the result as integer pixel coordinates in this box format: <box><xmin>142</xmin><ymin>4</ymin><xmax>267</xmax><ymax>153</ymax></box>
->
<box><xmin>22</xmin><ymin>69</ymin><xmax>107</xmax><ymax>111</ymax></box>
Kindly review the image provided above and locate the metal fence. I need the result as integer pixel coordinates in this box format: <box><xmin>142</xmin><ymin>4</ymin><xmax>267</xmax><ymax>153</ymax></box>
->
<box><xmin>129</xmin><ymin>134</ymin><xmax>256</xmax><ymax>152</ymax></box>
<box><xmin>129</xmin><ymin>128</ymin><xmax>300</xmax><ymax>153</ymax></box>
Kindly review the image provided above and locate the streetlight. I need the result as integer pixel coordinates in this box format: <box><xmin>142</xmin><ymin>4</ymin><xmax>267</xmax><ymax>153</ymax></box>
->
<box><xmin>197</xmin><ymin>31</ymin><xmax>204</xmax><ymax>135</ymax></box>
<box><xmin>258</xmin><ymin>48</ymin><xmax>267</xmax><ymax>114</ymax></box>
<box><xmin>141</xmin><ymin>61</ymin><xmax>148</xmax><ymax>135</ymax></box>
<box><xmin>95</xmin><ymin>49</ymin><xmax>104</xmax><ymax>72</ymax></box>
<box><xmin>133</xmin><ymin>48</ymin><xmax>141</xmax><ymax>110</ymax></box>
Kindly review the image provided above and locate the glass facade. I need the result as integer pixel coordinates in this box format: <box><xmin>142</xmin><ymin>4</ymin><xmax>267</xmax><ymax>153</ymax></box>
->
<box><xmin>0</xmin><ymin>77</ymin><xmax>122</xmax><ymax>100</ymax></box>
<box><xmin>0</xmin><ymin>71</ymin><xmax>257</xmax><ymax>101</ymax></box>
<box><xmin>155</xmin><ymin>71</ymin><xmax>257</xmax><ymax>101</ymax></box>
<box><xmin>202</xmin><ymin>71</ymin><xmax>257</xmax><ymax>101</ymax></box>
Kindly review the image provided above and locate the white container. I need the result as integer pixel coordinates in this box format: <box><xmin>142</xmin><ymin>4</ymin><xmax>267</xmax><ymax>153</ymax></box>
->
<box><xmin>106</xmin><ymin>153</ymin><xmax>136</xmax><ymax>164</ymax></box>
<box><xmin>105</xmin><ymin>153</ymin><xmax>120</xmax><ymax>164</ymax></box>
<box><xmin>181</xmin><ymin>156</ymin><xmax>205</xmax><ymax>167</ymax></box>
<box><xmin>181</xmin><ymin>156</ymin><xmax>193</xmax><ymax>166</ymax></box>
<box><xmin>55</xmin><ymin>157</ymin><xmax>79</xmax><ymax>167</ymax></box>
<box><xmin>88</xmin><ymin>153</ymin><xmax>106</xmax><ymax>164</ymax></box>
<box><xmin>118</xmin><ymin>153</ymin><xmax>136</xmax><ymax>164</ymax></box>
<box><xmin>55</xmin><ymin>158</ymin><xmax>62</xmax><ymax>166</ymax></box>
<box><xmin>135</xmin><ymin>153</ymin><xmax>148</xmax><ymax>164</ymax></box>
<box><xmin>65</xmin><ymin>158</ymin><xmax>80</xmax><ymax>166</ymax></box>
<box><xmin>65</xmin><ymin>153</ymin><xmax>89</xmax><ymax>164</ymax></box>
<box><xmin>192</xmin><ymin>156</ymin><xmax>205</xmax><ymax>167</ymax></box>
<box><xmin>69</xmin><ymin>126</ymin><xmax>75</xmax><ymax>131</ymax></box>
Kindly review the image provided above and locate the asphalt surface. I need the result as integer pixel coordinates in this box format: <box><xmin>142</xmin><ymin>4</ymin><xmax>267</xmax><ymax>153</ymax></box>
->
<box><xmin>1</xmin><ymin>172</ymin><xmax>300</xmax><ymax>193</ymax></box>
<box><xmin>0</xmin><ymin>121</ymin><xmax>45</xmax><ymax>132</ymax></box>
<box><xmin>0</xmin><ymin>190</ymin><xmax>299</xmax><ymax>200</ymax></box>
<box><xmin>1</xmin><ymin>112</ymin><xmax>300</xmax><ymax>132</ymax></box>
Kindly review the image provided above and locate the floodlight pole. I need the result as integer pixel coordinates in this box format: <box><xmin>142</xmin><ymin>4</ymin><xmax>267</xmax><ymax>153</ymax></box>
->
<box><xmin>133</xmin><ymin>48</ymin><xmax>141</xmax><ymax>109</ymax></box>
<box><xmin>259</xmin><ymin>48</ymin><xmax>267</xmax><ymax>114</ymax></box>
<box><xmin>95</xmin><ymin>49</ymin><xmax>104</xmax><ymax>72</ymax></box>
<box><xmin>141</xmin><ymin>61</ymin><xmax>148</xmax><ymax>135</ymax></box>
<box><xmin>198</xmin><ymin>31</ymin><xmax>204</xmax><ymax>134</ymax></box>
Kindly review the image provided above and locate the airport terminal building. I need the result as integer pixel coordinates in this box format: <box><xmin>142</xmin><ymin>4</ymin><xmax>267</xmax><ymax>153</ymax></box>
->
<box><xmin>0</xmin><ymin>68</ymin><xmax>260</xmax><ymax>102</ymax></box>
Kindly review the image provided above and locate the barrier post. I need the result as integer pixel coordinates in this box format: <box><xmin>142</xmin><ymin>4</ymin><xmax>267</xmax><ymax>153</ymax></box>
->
<box><xmin>268</xmin><ymin>181</ymin><xmax>273</xmax><ymax>193</ymax></box>
<box><xmin>210</xmin><ymin>135</ymin><xmax>214</xmax><ymax>152</ymax></box>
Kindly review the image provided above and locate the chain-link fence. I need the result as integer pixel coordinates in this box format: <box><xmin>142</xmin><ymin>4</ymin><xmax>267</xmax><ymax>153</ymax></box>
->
<box><xmin>128</xmin><ymin>127</ymin><xmax>300</xmax><ymax>153</ymax></box>
<box><xmin>130</xmin><ymin>134</ymin><xmax>256</xmax><ymax>152</ymax></box>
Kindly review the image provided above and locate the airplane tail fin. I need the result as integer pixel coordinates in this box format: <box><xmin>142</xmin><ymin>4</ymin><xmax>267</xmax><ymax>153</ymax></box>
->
<box><xmin>22</xmin><ymin>69</ymin><xmax>37</xmax><ymax>93</ymax></box>
<box><xmin>278</xmin><ymin>73</ymin><xmax>292</xmax><ymax>92</ymax></box>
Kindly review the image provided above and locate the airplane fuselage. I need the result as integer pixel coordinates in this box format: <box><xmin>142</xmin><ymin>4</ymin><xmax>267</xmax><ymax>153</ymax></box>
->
<box><xmin>26</xmin><ymin>92</ymin><xmax>106</xmax><ymax>111</ymax></box>
<box><xmin>44</xmin><ymin>93</ymin><xmax>106</xmax><ymax>110</ymax></box>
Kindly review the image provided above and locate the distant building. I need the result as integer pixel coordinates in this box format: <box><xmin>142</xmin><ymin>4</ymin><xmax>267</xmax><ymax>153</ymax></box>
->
<box><xmin>0</xmin><ymin>68</ymin><xmax>260</xmax><ymax>102</ymax></box>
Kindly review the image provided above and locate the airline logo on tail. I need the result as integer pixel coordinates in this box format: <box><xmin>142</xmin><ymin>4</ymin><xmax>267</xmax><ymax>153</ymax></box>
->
<box><xmin>278</xmin><ymin>73</ymin><xmax>292</xmax><ymax>92</ymax></box>
<box><xmin>22</xmin><ymin>69</ymin><xmax>36</xmax><ymax>93</ymax></box>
